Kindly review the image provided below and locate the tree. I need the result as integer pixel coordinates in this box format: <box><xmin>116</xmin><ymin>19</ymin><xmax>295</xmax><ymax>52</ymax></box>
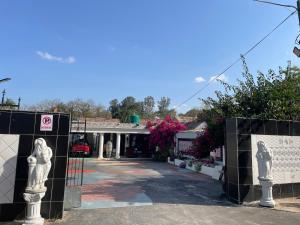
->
<box><xmin>94</xmin><ymin>104</ymin><xmax>111</xmax><ymax>118</ymax></box>
<box><xmin>147</xmin><ymin>115</ymin><xmax>187</xmax><ymax>161</ymax></box>
<box><xmin>157</xmin><ymin>97</ymin><xmax>171</xmax><ymax>118</ymax></box>
<box><xmin>27</xmin><ymin>99</ymin><xmax>66</xmax><ymax>112</ymax></box>
<box><xmin>143</xmin><ymin>96</ymin><xmax>155</xmax><ymax>118</ymax></box>
<box><xmin>109</xmin><ymin>99</ymin><xmax>119</xmax><ymax>118</ymax></box>
<box><xmin>189</xmin><ymin>57</ymin><xmax>300</xmax><ymax>159</ymax></box>
<box><xmin>183</xmin><ymin>108</ymin><xmax>201</xmax><ymax>117</ymax></box>
<box><xmin>66</xmin><ymin>99</ymin><xmax>95</xmax><ymax>118</ymax></box>
<box><xmin>26</xmin><ymin>98</ymin><xmax>111</xmax><ymax>119</ymax></box>
<box><xmin>202</xmin><ymin>57</ymin><xmax>300</xmax><ymax>120</ymax></box>
<box><xmin>118</xmin><ymin>96</ymin><xmax>140</xmax><ymax>123</ymax></box>
<box><xmin>4</xmin><ymin>98</ymin><xmax>16</xmax><ymax>106</ymax></box>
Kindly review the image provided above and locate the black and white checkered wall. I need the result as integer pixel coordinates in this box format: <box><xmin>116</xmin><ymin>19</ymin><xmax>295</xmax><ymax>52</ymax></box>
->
<box><xmin>0</xmin><ymin>110</ymin><xmax>70</xmax><ymax>221</ymax></box>
<box><xmin>225</xmin><ymin>118</ymin><xmax>300</xmax><ymax>204</ymax></box>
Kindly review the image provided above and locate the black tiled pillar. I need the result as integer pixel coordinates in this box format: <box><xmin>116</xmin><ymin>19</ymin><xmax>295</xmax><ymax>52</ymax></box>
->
<box><xmin>225</xmin><ymin>117</ymin><xmax>300</xmax><ymax>204</ymax></box>
<box><xmin>0</xmin><ymin>110</ymin><xmax>70</xmax><ymax>222</ymax></box>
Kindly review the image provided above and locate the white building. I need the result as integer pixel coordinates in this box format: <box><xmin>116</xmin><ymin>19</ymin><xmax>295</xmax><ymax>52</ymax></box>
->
<box><xmin>71</xmin><ymin>119</ymin><xmax>150</xmax><ymax>159</ymax></box>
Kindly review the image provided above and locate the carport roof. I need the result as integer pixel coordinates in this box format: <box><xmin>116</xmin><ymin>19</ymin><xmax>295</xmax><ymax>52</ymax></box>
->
<box><xmin>71</xmin><ymin>121</ymin><xmax>149</xmax><ymax>134</ymax></box>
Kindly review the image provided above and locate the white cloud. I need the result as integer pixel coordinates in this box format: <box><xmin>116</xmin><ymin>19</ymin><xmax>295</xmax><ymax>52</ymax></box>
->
<box><xmin>209</xmin><ymin>73</ymin><xmax>228</xmax><ymax>83</ymax></box>
<box><xmin>194</xmin><ymin>76</ymin><xmax>206</xmax><ymax>83</ymax></box>
<box><xmin>65</xmin><ymin>56</ymin><xmax>76</xmax><ymax>64</ymax></box>
<box><xmin>36</xmin><ymin>51</ymin><xmax>76</xmax><ymax>64</ymax></box>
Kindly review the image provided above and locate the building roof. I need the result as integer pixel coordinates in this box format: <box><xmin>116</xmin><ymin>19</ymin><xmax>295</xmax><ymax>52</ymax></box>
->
<box><xmin>71</xmin><ymin>118</ymin><xmax>149</xmax><ymax>134</ymax></box>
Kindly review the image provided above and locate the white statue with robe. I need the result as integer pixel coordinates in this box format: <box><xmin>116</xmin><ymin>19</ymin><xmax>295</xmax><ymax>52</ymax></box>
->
<box><xmin>26</xmin><ymin>138</ymin><xmax>53</xmax><ymax>193</ymax></box>
<box><xmin>106</xmin><ymin>141</ymin><xmax>113</xmax><ymax>158</ymax></box>
<box><xmin>256</xmin><ymin>141</ymin><xmax>273</xmax><ymax>180</ymax></box>
<box><xmin>256</xmin><ymin>140</ymin><xmax>275</xmax><ymax>207</ymax></box>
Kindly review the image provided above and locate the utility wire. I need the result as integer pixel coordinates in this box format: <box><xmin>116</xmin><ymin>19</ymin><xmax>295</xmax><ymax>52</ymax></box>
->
<box><xmin>176</xmin><ymin>10</ymin><xmax>297</xmax><ymax>109</ymax></box>
<box><xmin>253</xmin><ymin>0</ymin><xmax>297</xmax><ymax>10</ymax></box>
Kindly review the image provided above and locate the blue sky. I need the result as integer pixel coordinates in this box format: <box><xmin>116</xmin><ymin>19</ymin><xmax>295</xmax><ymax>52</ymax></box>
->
<box><xmin>0</xmin><ymin>0</ymin><xmax>299</xmax><ymax>113</ymax></box>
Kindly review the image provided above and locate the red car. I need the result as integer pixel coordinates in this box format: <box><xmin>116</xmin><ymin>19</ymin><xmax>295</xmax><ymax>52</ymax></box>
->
<box><xmin>71</xmin><ymin>141</ymin><xmax>91</xmax><ymax>156</ymax></box>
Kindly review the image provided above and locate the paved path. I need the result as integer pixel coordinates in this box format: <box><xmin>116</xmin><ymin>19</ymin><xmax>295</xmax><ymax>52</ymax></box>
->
<box><xmin>78</xmin><ymin>159</ymin><xmax>224</xmax><ymax>209</ymax></box>
<box><xmin>50</xmin><ymin>159</ymin><xmax>300</xmax><ymax>225</ymax></box>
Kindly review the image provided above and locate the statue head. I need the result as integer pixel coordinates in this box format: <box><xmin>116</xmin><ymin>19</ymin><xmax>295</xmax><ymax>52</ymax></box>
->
<box><xmin>34</xmin><ymin>138</ymin><xmax>47</xmax><ymax>151</ymax></box>
<box><xmin>256</xmin><ymin>141</ymin><xmax>272</xmax><ymax>161</ymax></box>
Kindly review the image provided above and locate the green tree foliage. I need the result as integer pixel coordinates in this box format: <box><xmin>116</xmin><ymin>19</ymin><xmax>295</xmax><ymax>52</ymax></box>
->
<box><xmin>27</xmin><ymin>99</ymin><xmax>111</xmax><ymax>119</ymax></box>
<box><xmin>108</xmin><ymin>96</ymin><xmax>176</xmax><ymax>121</ymax></box>
<box><xmin>109</xmin><ymin>99</ymin><xmax>119</xmax><ymax>118</ymax></box>
<box><xmin>202</xmin><ymin>57</ymin><xmax>300</xmax><ymax>120</ymax></box>
<box><xmin>143</xmin><ymin>96</ymin><xmax>155</xmax><ymax>118</ymax></box>
<box><xmin>4</xmin><ymin>98</ymin><xmax>16</xmax><ymax>106</ymax></box>
<box><xmin>182</xmin><ymin>108</ymin><xmax>201</xmax><ymax>117</ymax></box>
<box><xmin>157</xmin><ymin>97</ymin><xmax>171</xmax><ymax>118</ymax></box>
<box><xmin>118</xmin><ymin>96</ymin><xmax>142</xmax><ymax>123</ymax></box>
<box><xmin>190</xmin><ymin>58</ymin><xmax>300</xmax><ymax>159</ymax></box>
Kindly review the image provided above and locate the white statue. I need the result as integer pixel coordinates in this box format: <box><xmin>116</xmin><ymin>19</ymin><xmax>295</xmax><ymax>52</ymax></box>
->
<box><xmin>26</xmin><ymin>138</ymin><xmax>52</xmax><ymax>193</ymax></box>
<box><xmin>256</xmin><ymin>141</ymin><xmax>273</xmax><ymax>180</ymax></box>
<box><xmin>256</xmin><ymin>141</ymin><xmax>275</xmax><ymax>207</ymax></box>
<box><xmin>23</xmin><ymin>138</ymin><xmax>52</xmax><ymax>225</ymax></box>
<box><xmin>106</xmin><ymin>141</ymin><xmax>113</xmax><ymax>158</ymax></box>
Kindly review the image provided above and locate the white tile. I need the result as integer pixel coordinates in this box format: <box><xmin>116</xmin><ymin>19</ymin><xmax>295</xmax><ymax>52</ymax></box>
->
<box><xmin>0</xmin><ymin>134</ymin><xmax>20</xmax><ymax>204</ymax></box>
<box><xmin>5</xmin><ymin>189</ymin><xmax>15</xmax><ymax>202</ymax></box>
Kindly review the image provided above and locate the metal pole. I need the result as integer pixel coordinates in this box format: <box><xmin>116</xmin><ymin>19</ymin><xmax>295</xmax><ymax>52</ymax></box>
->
<box><xmin>1</xmin><ymin>89</ymin><xmax>5</xmax><ymax>104</ymax></box>
<box><xmin>17</xmin><ymin>97</ymin><xmax>21</xmax><ymax>110</ymax></box>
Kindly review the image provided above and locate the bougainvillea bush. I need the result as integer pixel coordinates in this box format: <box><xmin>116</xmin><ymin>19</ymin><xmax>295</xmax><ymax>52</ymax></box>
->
<box><xmin>185</xmin><ymin>117</ymin><xmax>224</xmax><ymax>160</ymax></box>
<box><xmin>146</xmin><ymin>115</ymin><xmax>187</xmax><ymax>161</ymax></box>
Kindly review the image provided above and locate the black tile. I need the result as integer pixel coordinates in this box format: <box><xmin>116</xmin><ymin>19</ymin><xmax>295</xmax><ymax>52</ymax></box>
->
<box><xmin>226</xmin><ymin>118</ymin><xmax>237</xmax><ymax>134</ymax></box>
<box><xmin>48</xmin><ymin>157</ymin><xmax>56</xmax><ymax>179</ymax></box>
<box><xmin>53</xmin><ymin>157</ymin><xmax>68</xmax><ymax>178</ymax></box>
<box><xmin>264</xmin><ymin>120</ymin><xmax>277</xmax><ymax>135</ymax></box>
<box><xmin>272</xmin><ymin>184</ymin><xmax>281</xmax><ymax>199</ymax></box>
<box><xmin>10</xmin><ymin>112</ymin><xmax>36</xmax><ymax>134</ymax></box>
<box><xmin>18</xmin><ymin>135</ymin><xmax>34</xmax><ymax>156</ymax></box>
<box><xmin>41</xmin><ymin>201</ymin><xmax>51</xmax><ymax>219</ymax></box>
<box><xmin>237</xmin><ymin>118</ymin><xmax>251</xmax><ymax>134</ymax></box>
<box><xmin>55</xmin><ymin>136</ymin><xmax>69</xmax><ymax>156</ymax></box>
<box><xmin>0</xmin><ymin>111</ymin><xmax>11</xmax><ymax>133</ymax></box>
<box><xmin>238</xmin><ymin>135</ymin><xmax>251</xmax><ymax>150</ymax></box>
<box><xmin>50</xmin><ymin>201</ymin><xmax>64</xmax><ymax>219</ymax></box>
<box><xmin>239</xmin><ymin>185</ymin><xmax>252</xmax><ymax>202</ymax></box>
<box><xmin>13</xmin><ymin>179</ymin><xmax>27</xmax><ymax>203</ymax></box>
<box><xmin>15</xmin><ymin>157</ymin><xmax>29</xmax><ymax>179</ymax></box>
<box><xmin>280</xmin><ymin>184</ymin><xmax>294</xmax><ymax>198</ymax></box>
<box><xmin>43</xmin><ymin>179</ymin><xmax>53</xmax><ymax>202</ymax></box>
<box><xmin>35</xmin><ymin>113</ymin><xmax>59</xmax><ymax>135</ymax></box>
<box><xmin>0</xmin><ymin>203</ymin><xmax>26</xmax><ymax>221</ymax></box>
<box><xmin>59</xmin><ymin>114</ymin><xmax>70</xmax><ymax>135</ymax></box>
<box><xmin>227</xmin><ymin>166</ymin><xmax>238</xmax><ymax>184</ymax></box>
<box><xmin>51</xmin><ymin>179</ymin><xmax>66</xmax><ymax>201</ymax></box>
<box><xmin>226</xmin><ymin>149</ymin><xmax>237</xmax><ymax>167</ymax></box>
<box><xmin>238</xmin><ymin>151</ymin><xmax>252</xmax><ymax>168</ymax></box>
<box><xmin>226</xmin><ymin>133</ymin><xmax>238</xmax><ymax>152</ymax></box>
<box><xmin>238</xmin><ymin>168</ymin><xmax>253</xmax><ymax>185</ymax></box>
<box><xmin>227</xmin><ymin>182</ymin><xmax>239</xmax><ymax>203</ymax></box>
<box><xmin>291</xmin><ymin>122</ymin><xmax>300</xmax><ymax>136</ymax></box>
<box><xmin>277</xmin><ymin>121</ymin><xmax>290</xmax><ymax>136</ymax></box>
<box><xmin>253</xmin><ymin>185</ymin><xmax>262</xmax><ymax>201</ymax></box>
<box><xmin>251</xmin><ymin>119</ymin><xmax>264</xmax><ymax>134</ymax></box>
<box><xmin>292</xmin><ymin>183</ymin><xmax>300</xmax><ymax>197</ymax></box>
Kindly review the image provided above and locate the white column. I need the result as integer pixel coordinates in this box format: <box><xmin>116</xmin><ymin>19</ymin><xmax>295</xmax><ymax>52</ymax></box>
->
<box><xmin>124</xmin><ymin>134</ymin><xmax>130</xmax><ymax>155</ymax></box>
<box><xmin>23</xmin><ymin>192</ymin><xmax>45</xmax><ymax>225</ymax></box>
<box><xmin>98</xmin><ymin>133</ymin><xmax>104</xmax><ymax>159</ymax></box>
<box><xmin>116</xmin><ymin>133</ymin><xmax>121</xmax><ymax>159</ymax></box>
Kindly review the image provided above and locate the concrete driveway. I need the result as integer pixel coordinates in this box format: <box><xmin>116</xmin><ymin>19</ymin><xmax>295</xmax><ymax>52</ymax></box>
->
<box><xmin>49</xmin><ymin>159</ymin><xmax>300</xmax><ymax>225</ymax></box>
